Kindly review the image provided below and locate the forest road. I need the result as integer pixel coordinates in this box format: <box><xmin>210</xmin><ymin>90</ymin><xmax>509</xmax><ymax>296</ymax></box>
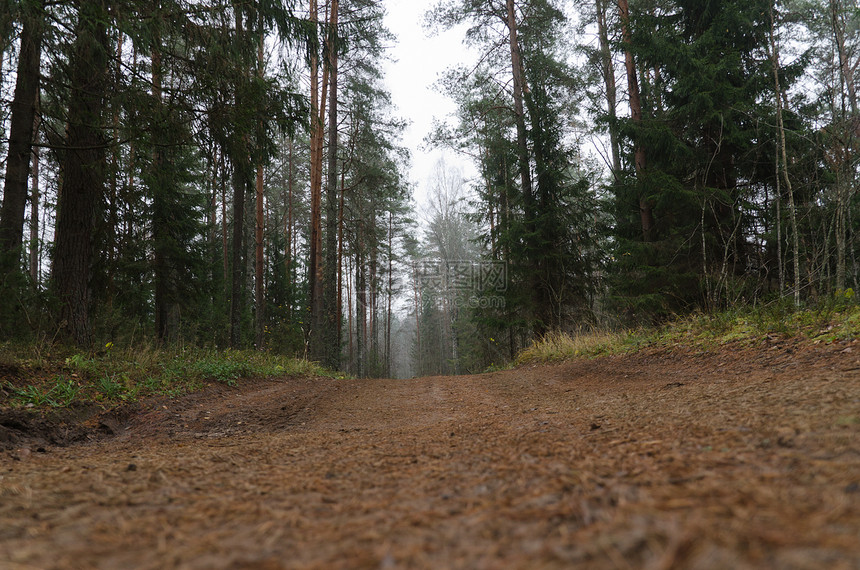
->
<box><xmin>1</xmin><ymin>342</ymin><xmax>860</xmax><ymax>569</ymax></box>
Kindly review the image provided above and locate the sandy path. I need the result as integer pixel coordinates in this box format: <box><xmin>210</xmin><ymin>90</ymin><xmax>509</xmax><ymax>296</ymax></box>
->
<box><xmin>1</xmin><ymin>344</ymin><xmax>859</xmax><ymax>569</ymax></box>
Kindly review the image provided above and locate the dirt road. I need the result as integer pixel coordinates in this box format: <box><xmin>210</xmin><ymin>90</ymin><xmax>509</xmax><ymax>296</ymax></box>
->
<box><xmin>2</xmin><ymin>342</ymin><xmax>859</xmax><ymax>569</ymax></box>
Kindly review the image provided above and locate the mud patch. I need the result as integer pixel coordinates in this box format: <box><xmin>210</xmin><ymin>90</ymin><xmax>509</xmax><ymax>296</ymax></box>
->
<box><xmin>0</xmin><ymin>399</ymin><xmax>147</xmax><ymax>453</ymax></box>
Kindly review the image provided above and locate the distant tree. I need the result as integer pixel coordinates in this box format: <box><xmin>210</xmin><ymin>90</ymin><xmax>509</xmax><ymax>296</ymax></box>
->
<box><xmin>429</xmin><ymin>0</ymin><xmax>602</xmax><ymax>338</ymax></box>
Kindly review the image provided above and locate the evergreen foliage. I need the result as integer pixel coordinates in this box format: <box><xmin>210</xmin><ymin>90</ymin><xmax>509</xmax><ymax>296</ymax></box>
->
<box><xmin>0</xmin><ymin>0</ymin><xmax>858</xmax><ymax>375</ymax></box>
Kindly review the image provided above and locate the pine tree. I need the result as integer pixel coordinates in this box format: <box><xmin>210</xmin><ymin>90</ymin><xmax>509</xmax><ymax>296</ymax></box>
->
<box><xmin>429</xmin><ymin>0</ymin><xmax>602</xmax><ymax>339</ymax></box>
<box><xmin>52</xmin><ymin>0</ymin><xmax>112</xmax><ymax>347</ymax></box>
<box><xmin>0</xmin><ymin>0</ymin><xmax>43</xmax><ymax>276</ymax></box>
<box><xmin>0</xmin><ymin>0</ymin><xmax>44</xmax><ymax>335</ymax></box>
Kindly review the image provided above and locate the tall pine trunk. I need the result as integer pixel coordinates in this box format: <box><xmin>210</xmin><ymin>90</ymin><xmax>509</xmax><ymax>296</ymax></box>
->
<box><xmin>255</xmin><ymin>28</ymin><xmax>266</xmax><ymax>350</ymax></box>
<box><xmin>308</xmin><ymin>0</ymin><xmax>326</xmax><ymax>360</ymax></box>
<box><xmin>504</xmin><ymin>0</ymin><xmax>533</xmax><ymax>212</ymax></box>
<box><xmin>505</xmin><ymin>0</ymin><xmax>547</xmax><ymax>336</ymax></box>
<box><xmin>337</xmin><ymin>162</ymin><xmax>346</xmax><ymax>365</ymax></box>
<box><xmin>231</xmin><ymin>159</ymin><xmax>247</xmax><ymax>347</ymax></box>
<box><xmin>618</xmin><ymin>0</ymin><xmax>653</xmax><ymax>241</ymax></box>
<box><xmin>255</xmin><ymin>162</ymin><xmax>265</xmax><ymax>349</ymax></box>
<box><xmin>595</xmin><ymin>0</ymin><xmax>621</xmax><ymax>177</ymax></box>
<box><xmin>230</xmin><ymin>7</ymin><xmax>247</xmax><ymax>348</ymax></box>
<box><xmin>151</xmin><ymin>33</ymin><xmax>170</xmax><ymax>340</ymax></box>
<box><xmin>29</xmin><ymin>110</ymin><xmax>40</xmax><ymax>283</ymax></box>
<box><xmin>53</xmin><ymin>0</ymin><xmax>110</xmax><ymax>347</ymax></box>
<box><xmin>386</xmin><ymin>212</ymin><xmax>393</xmax><ymax>378</ymax></box>
<box><xmin>356</xmin><ymin>243</ymin><xmax>366</xmax><ymax>378</ymax></box>
<box><xmin>1</xmin><ymin>2</ymin><xmax>43</xmax><ymax>273</ymax></box>
<box><xmin>323</xmin><ymin>0</ymin><xmax>340</xmax><ymax>369</ymax></box>
<box><xmin>285</xmin><ymin>138</ymin><xmax>294</xmax><ymax>322</ymax></box>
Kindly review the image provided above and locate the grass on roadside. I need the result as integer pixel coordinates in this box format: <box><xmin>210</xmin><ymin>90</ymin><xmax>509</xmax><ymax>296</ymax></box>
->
<box><xmin>0</xmin><ymin>344</ymin><xmax>333</xmax><ymax>410</ymax></box>
<box><xmin>516</xmin><ymin>294</ymin><xmax>860</xmax><ymax>366</ymax></box>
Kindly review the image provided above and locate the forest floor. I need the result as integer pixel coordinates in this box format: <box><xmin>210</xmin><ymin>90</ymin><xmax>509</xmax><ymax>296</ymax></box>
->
<box><xmin>1</xmin><ymin>339</ymin><xmax>859</xmax><ymax>569</ymax></box>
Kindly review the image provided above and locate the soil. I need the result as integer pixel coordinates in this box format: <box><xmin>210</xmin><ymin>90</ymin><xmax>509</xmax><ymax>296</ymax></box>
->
<box><xmin>1</xmin><ymin>340</ymin><xmax>859</xmax><ymax>569</ymax></box>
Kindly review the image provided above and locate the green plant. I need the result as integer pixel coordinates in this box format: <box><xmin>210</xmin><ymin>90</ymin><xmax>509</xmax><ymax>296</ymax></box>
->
<box><xmin>2</xmin><ymin>343</ymin><xmax>330</xmax><ymax>410</ymax></box>
<box><xmin>65</xmin><ymin>353</ymin><xmax>102</xmax><ymax>376</ymax></box>
<box><xmin>12</xmin><ymin>376</ymin><xmax>80</xmax><ymax>407</ymax></box>
<box><xmin>192</xmin><ymin>359</ymin><xmax>252</xmax><ymax>386</ymax></box>
<box><xmin>98</xmin><ymin>375</ymin><xmax>126</xmax><ymax>399</ymax></box>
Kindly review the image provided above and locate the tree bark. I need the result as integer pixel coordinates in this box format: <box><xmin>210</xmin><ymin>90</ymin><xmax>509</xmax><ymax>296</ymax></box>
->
<box><xmin>769</xmin><ymin>4</ymin><xmax>801</xmax><ymax>305</ymax></box>
<box><xmin>230</xmin><ymin>7</ymin><xmax>247</xmax><ymax>348</ymax></box>
<box><xmin>595</xmin><ymin>0</ymin><xmax>621</xmax><ymax>177</ymax></box>
<box><xmin>285</xmin><ymin>137</ymin><xmax>294</xmax><ymax>321</ymax></box>
<box><xmin>255</xmin><ymin>28</ymin><xmax>266</xmax><ymax>350</ymax></box>
<box><xmin>356</xmin><ymin>243</ymin><xmax>366</xmax><ymax>378</ymax></box>
<box><xmin>29</xmin><ymin>106</ymin><xmax>40</xmax><ymax>283</ymax></box>
<box><xmin>308</xmin><ymin>0</ymin><xmax>325</xmax><ymax>360</ymax></box>
<box><xmin>831</xmin><ymin>0</ymin><xmax>859</xmax><ymax>117</ymax></box>
<box><xmin>53</xmin><ymin>0</ymin><xmax>110</xmax><ymax>347</ymax></box>
<box><xmin>386</xmin><ymin>211</ymin><xmax>393</xmax><ymax>378</ymax></box>
<box><xmin>1</xmin><ymin>1</ymin><xmax>43</xmax><ymax>273</ymax></box>
<box><xmin>231</xmin><ymin>160</ymin><xmax>247</xmax><ymax>347</ymax></box>
<box><xmin>323</xmin><ymin>0</ymin><xmax>340</xmax><ymax>369</ymax></box>
<box><xmin>337</xmin><ymin>162</ymin><xmax>345</xmax><ymax>365</ymax></box>
<box><xmin>618</xmin><ymin>0</ymin><xmax>653</xmax><ymax>241</ymax></box>
<box><xmin>830</xmin><ymin>0</ymin><xmax>857</xmax><ymax>292</ymax></box>
<box><xmin>504</xmin><ymin>0</ymin><xmax>534</xmax><ymax>213</ymax></box>
<box><xmin>151</xmin><ymin>30</ymin><xmax>169</xmax><ymax>340</ymax></box>
<box><xmin>221</xmin><ymin>150</ymin><xmax>229</xmax><ymax>290</ymax></box>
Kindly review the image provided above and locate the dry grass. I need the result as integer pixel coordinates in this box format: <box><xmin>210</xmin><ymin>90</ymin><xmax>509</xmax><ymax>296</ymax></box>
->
<box><xmin>515</xmin><ymin>329</ymin><xmax>630</xmax><ymax>365</ymax></box>
<box><xmin>516</xmin><ymin>298</ymin><xmax>860</xmax><ymax>366</ymax></box>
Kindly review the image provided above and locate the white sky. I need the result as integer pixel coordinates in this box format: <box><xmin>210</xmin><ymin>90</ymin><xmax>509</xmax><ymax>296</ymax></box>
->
<box><xmin>381</xmin><ymin>1</ymin><xmax>478</xmax><ymax>207</ymax></box>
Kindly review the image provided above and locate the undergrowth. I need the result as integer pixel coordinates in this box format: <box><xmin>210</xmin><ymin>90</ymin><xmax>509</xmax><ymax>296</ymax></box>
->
<box><xmin>516</xmin><ymin>294</ymin><xmax>860</xmax><ymax>365</ymax></box>
<box><xmin>0</xmin><ymin>344</ymin><xmax>332</xmax><ymax>410</ymax></box>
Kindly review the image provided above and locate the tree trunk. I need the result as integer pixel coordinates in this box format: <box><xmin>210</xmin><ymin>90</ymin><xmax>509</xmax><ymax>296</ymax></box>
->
<box><xmin>830</xmin><ymin>0</ymin><xmax>857</xmax><ymax>292</ymax></box>
<box><xmin>369</xmin><ymin>210</ymin><xmax>378</xmax><ymax>374</ymax></box>
<box><xmin>1</xmin><ymin>2</ymin><xmax>43</xmax><ymax>273</ymax></box>
<box><xmin>230</xmin><ymin>8</ymin><xmax>247</xmax><ymax>348</ymax></box>
<box><xmin>386</xmin><ymin>212</ymin><xmax>393</xmax><ymax>378</ymax></box>
<box><xmin>595</xmin><ymin>0</ymin><xmax>621</xmax><ymax>177</ymax></box>
<box><xmin>831</xmin><ymin>0</ymin><xmax>859</xmax><ymax>117</ymax></box>
<box><xmin>0</xmin><ymin>5</ymin><xmax>13</xmax><ymax>80</ymax></box>
<box><xmin>106</xmin><ymin>35</ymin><xmax>124</xmax><ymax>306</ymax></box>
<box><xmin>769</xmin><ymin>4</ymin><xmax>801</xmax><ymax>306</ymax></box>
<box><xmin>255</xmin><ymin>163</ymin><xmax>265</xmax><ymax>348</ymax></box>
<box><xmin>308</xmin><ymin>0</ymin><xmax>325</xmax><ymax>360</ymax></box>
<box><xmin>618</xmin><ymin>0</ymin><xmax>653</xmax><ymax>241</ymax></box>
<box><xmin>53</xmin><ymin>0</ymin><xmax>110</xmax><ymax>347</ymax></box>
<box><xmin>209</xmin><ymin>146</ymin><xmax>220</xmax><ymax>341</ymax></box>
<box><xmin>29</xmin><ymin>108</ymin><xmax>40</xmax><ymax>283</ymax></box>
<box><xmin>255</xmin><ymin>29</ymin><xmax>266</xmax><ymax>350</ymax></box>
<box><xmin>356</xmin><ymin>245</ymin><xmax>366</xmax><ymax>378</ymax></box>
<box><xmin>347</xmin><ymin>254</ymin><xmax>354</xmax><ymax>374</ymax></box>
<box><xmin>323</xmin><ymin>0</ymin><xmax>340</xmax><ymax>369</ymax></box>
<box><xmin>285</xmin><ymin>137</ymin><xmax>294</xmax><ymax>321</ymax></box>
<box><xmin>337</xmin><ymin>163</ymin><xmax>345</xmax><ymax>364</ymax></box>
<box><xmin>231</xmin><ymin>159</ymin><xmax>247</xmax><ymax>347</ymax></box>
<box><xmin>412</xmin><ymin>263</ymin><xmax>421</xmax><ymax>377</ymax></box>
<box><xmin>775</xmin><ymin>132</ymin><xmax>784</xmax><ymax>293</ymax></box>
<box><xmin>151</xmin><ymin>36</ymin><xmax>170</xmax><ymax>341</ymax></box>
<box><xmin>221</xmin><ymin>149</ymin><xmax>229</xmax><ymax>290</ymax></box>
<box><xmin>504</xmin><ymin>0</ymin><xmax>534</xmax><ymax>213</ymax></box>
